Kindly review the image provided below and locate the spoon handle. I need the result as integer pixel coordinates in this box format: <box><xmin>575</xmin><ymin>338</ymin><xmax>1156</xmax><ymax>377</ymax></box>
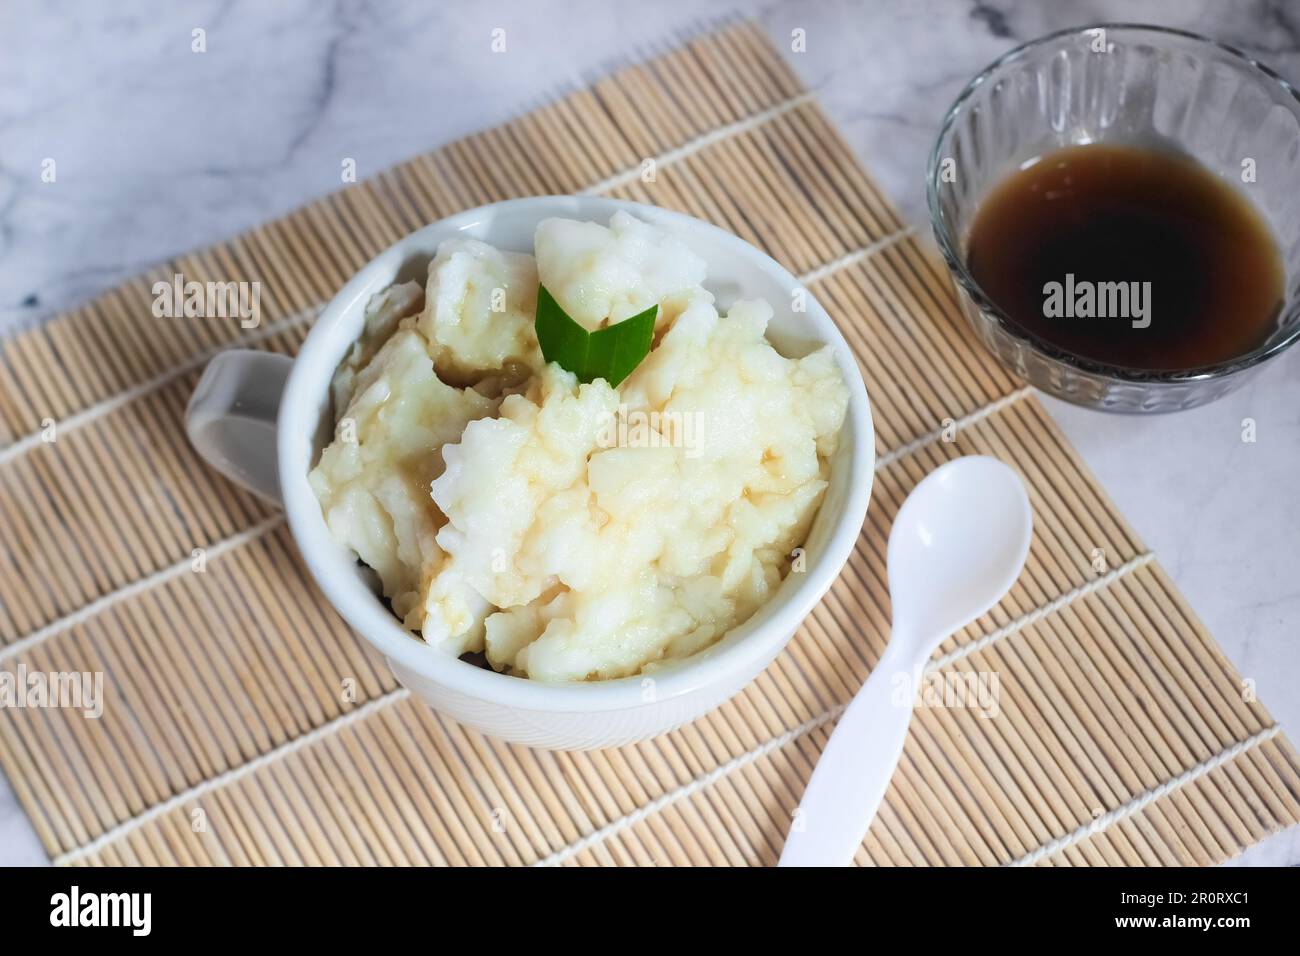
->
<box><xmin>778</xmin><ymin>640</ymin><xmax>920</xmax><ymax>867</ymax></box>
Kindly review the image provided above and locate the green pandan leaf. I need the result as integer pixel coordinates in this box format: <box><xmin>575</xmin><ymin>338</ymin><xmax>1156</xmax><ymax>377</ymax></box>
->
<box><xmin>535</xmin><ymin>284</ymin><xmax>656</xmax><ymax>387</ymax></box>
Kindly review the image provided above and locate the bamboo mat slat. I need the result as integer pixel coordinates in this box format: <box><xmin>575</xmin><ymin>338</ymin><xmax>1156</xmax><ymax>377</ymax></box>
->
<box><xmin>0</xmin><ymin>21</ymin><xmax>1296</xmax><ymax>867</ymax></box>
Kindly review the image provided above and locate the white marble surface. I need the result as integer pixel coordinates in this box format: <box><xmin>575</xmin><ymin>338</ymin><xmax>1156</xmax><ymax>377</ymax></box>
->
<box><xmin>1</xmin><ymin>0</ymin><xmax>1297</xmax><ymax>866</ymax></box>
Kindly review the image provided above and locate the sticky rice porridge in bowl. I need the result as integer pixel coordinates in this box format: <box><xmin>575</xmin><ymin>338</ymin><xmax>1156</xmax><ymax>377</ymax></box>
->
<box><xmin>280</xmin><ymin>197</ymin><xmax>872</xmax><ymax>749</ymax></box>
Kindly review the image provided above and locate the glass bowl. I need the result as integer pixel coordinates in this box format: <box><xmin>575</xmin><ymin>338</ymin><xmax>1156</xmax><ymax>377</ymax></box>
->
<box><xmin>927</xmin><ymin>23</ymin><xmax>1300</xmax><ymax>412</ymax></box>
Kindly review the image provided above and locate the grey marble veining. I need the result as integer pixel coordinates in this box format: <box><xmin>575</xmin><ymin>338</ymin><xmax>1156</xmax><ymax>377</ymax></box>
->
<box><xmin>1</xmin><ymin>0</ymin><xmax>1297</xmax><ymax>866</ymax></box>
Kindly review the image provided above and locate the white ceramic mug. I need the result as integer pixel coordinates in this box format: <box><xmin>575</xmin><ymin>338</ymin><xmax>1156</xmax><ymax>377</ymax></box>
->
<box><xmin>185</xmin><ymin>196</ymin><xmax>875</xmax><ymax>750</ymax></box>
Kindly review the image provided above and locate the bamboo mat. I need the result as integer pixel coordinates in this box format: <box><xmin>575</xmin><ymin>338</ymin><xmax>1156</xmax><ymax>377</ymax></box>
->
<box><xmin>1</xmin><ymin>21</ymin><xmax>1297</xmax><ymax>867</ymax></box>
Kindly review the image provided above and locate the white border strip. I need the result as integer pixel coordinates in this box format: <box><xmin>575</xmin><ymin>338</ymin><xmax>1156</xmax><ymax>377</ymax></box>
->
<box><xmin>52</xmin><ymin>686</ymin><xmax>412</xmax><ymax>866</ymax></box>
<box><xmin>535</xmin><ymin>705</ymin><xmax>844</xmax><ymax>866</ymax></box>
<box><xmin>930</xmin><ymin>552</ymin><xmax>1156</xmax><ymax>670</ymax></box>
<box><xmin>0</xmin><ymin>516</ymin><xmax>285</xmax><ymax>666</ymax></box>
<box><xmin>0</xmin><ymin>307</ymin><xmax>318</xmax><ymax>468</ymax></box>
<box><xmin>1008</xmin><ymin>724</ymin><xmax>1283</xmax><ymax>867</ymax></box>
<box><xmin>798</xmin><ymin>227</ymin><xmax>915</xmax><ymax>286</ymax></box>
<box><xmin>582</xmin><ymin>91</ymin><xmax>815</xmax><ymax>196</ymax></box>
<box><xmin>875</xmin><ymin>386</ymin><xmax>1034</xmax><ymax>471</ymax></box>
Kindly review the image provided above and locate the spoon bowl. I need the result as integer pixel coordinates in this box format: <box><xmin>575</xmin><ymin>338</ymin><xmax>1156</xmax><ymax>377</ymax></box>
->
<box><xmin>888</xmin><ymin>456</ymin><xmax>1033</xmax><ymax>646</ymax></box>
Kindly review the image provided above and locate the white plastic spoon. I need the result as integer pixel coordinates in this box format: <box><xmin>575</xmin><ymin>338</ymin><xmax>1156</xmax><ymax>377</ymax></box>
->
<box><xmin>779</xmin><ymin>455</ymin><xmax>1032</xmax><ymax>867</ymax></box>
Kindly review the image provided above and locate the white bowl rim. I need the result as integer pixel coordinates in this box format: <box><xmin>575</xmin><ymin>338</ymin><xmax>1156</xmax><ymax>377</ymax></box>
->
<box><xmin>279</xmin><ymin>195</ymin><xmax>874</xmax><ymax>713</ymax></box>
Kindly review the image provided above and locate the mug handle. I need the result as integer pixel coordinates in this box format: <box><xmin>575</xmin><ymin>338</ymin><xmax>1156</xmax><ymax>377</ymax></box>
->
<box><xmin>185</xmin><ymin>349</ymin><xmax>293</xmax><ymax>506</ymax></box>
